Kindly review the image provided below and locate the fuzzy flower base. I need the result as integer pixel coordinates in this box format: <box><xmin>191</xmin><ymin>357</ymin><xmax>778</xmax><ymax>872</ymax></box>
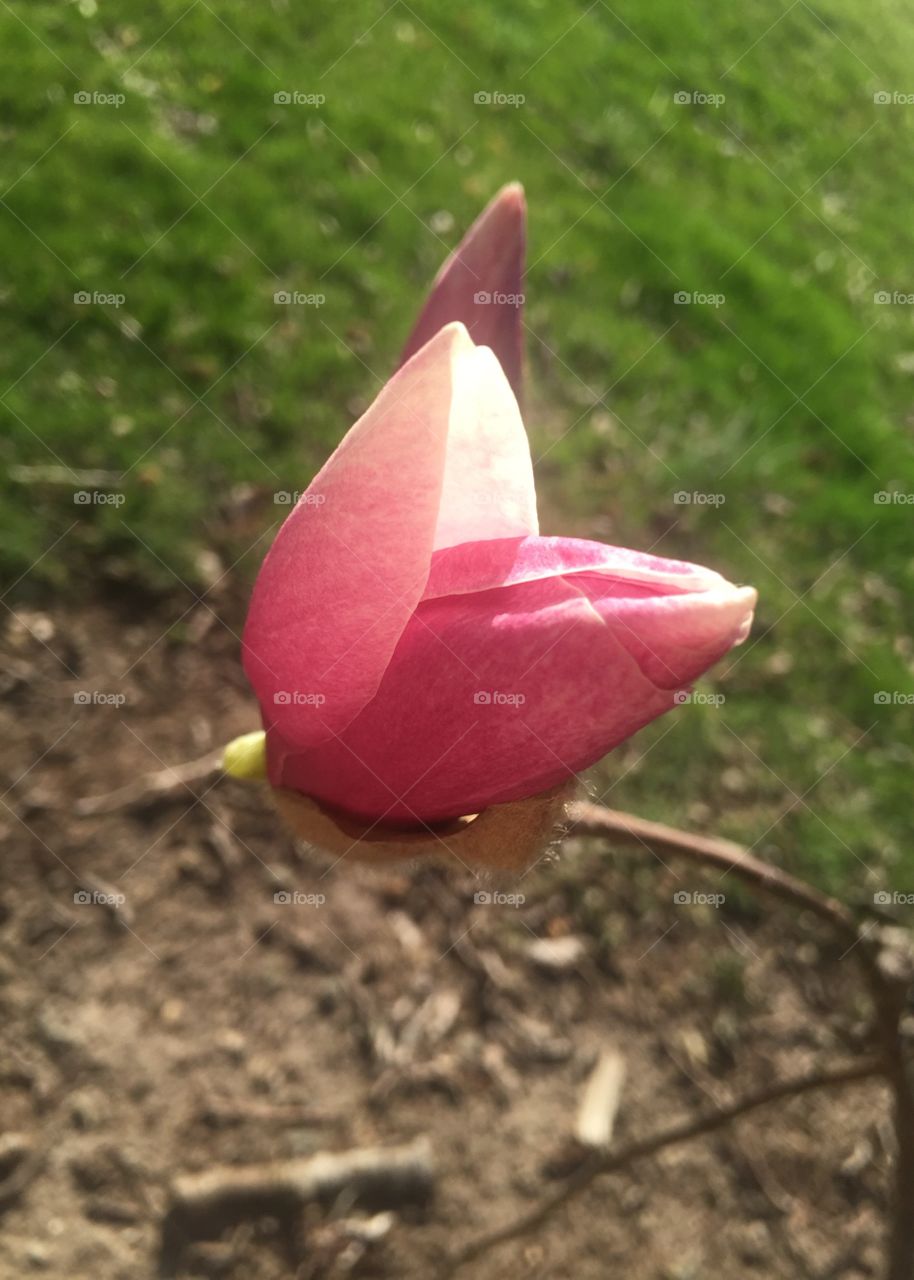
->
<box><xmin>271</xmin><ymin>781</ymin><xmax>577</xmax><ymax>871</ymax></box>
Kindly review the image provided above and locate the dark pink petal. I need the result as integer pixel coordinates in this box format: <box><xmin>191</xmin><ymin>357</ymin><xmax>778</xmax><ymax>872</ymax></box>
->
<box><xmin>267</xmin><ymin>565</ymin><xmax>756</xmax><ymax>823</ymax></box>
<box><xmin>243</xmin><ymin>324</ymin><xmax>536</xmax><ymax>748</ymax></box>
<box><xmin>584</xmin><ymin>577</ymin><xmax>756</xmax><ymax>688</ymax></box>
<box><xmin>399</xmin><ymin>183</ymin><xmax>526</xmax><ymax>401</ymax></box>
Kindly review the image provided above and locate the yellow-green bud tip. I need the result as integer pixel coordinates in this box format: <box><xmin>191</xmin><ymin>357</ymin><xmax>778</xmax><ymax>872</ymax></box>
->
<box><xmin>223</xmin><ymin>730</ymin><xmax>267</xmax><ymax>781</ymax></box>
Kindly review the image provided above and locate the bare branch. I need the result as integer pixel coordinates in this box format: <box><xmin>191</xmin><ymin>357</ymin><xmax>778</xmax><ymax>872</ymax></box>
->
<box><xmin>567</xmin><ymin>801</ymin><xmax>857</xmax><ymax>939</ymax></box>
<box><xmin>74</xmin><ymin>749</ymin><xmax>223</xmax><ymax>815</ymax></box>
<box><xmin>442</xmin><ymin>1056</ymin><xmax>885</xmax><ymax>1277</ymax></box>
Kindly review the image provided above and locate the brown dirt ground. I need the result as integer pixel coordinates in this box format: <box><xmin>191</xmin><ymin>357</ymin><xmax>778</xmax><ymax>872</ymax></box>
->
<box><xmin>0</xmin><ymin>590</ymin><xmax>891</xmax><ymax>1280</ymax></box>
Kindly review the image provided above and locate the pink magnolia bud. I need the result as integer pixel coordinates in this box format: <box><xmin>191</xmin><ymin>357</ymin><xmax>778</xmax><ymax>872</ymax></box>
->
<box><xmin>243</xmin><ymin>321</ymin><xmax>755</xmax><ymax>832</ymax></box>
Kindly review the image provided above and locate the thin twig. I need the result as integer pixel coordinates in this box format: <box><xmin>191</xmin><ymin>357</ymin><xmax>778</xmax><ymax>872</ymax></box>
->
<box><xmin>74</xmin><ymin>749</ymin><xmax>223</xmax><ymax>815</ymax></box>
<box><xmin>567</xmin><ymin>801</ymin><xmax>856</xmax><ymax>939</ymax></box>
<box><xmin>442</xmin><ymin>1056</ymin><xmax>885</xmax><ymax>1277</ymax></box>
<box><xmin>566</xmin><ymin>800</ymin><xmax>914</xmax><ymax>1280</ymax></box>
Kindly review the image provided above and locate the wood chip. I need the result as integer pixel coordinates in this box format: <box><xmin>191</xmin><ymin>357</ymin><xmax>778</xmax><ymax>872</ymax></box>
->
<box><xmin>525</xmin><ymin>935</ymin><xmax>586</xmax><ymax>972</ymax></box>
<box><xmin>575</xmin><ymin>1047</ymin><xmax>626</xmax><ymax>1150</ymax></box>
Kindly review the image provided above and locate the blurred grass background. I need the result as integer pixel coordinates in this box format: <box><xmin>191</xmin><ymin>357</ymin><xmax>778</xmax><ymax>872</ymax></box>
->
<box><xmin>2</xmin><ymin>0</ymin><xmax>913</xmax><ymax>895</ymax></box>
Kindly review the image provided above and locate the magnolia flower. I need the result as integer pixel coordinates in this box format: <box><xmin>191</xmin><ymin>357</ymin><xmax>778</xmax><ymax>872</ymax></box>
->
<box><xmin>234</xmin><ymin>186</ymin><xmax>756</xmax><ymax>861</ymax></box>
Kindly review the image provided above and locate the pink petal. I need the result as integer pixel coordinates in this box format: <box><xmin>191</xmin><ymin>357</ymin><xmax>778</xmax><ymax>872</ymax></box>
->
<box><xmin>244</xmin><ymin>325</ymin><xmax>458</xmax><ymax>745</ymax></box>
<box><xmin>424</xmin><ymin>534</ymin><xmax>728</xmax><ymax>600</ymax></box>
<box><xmin>268</xmin><ymin>558</ymin><xmax>756</xmax><ymax>823</ymax></box>
<box><xmin>585</xmin><ymin>578</ymin><xmax>757</xmax><ymax>688</ymax></box>
<box><xmin>243</xmin><ymin>324</ymin><xmax>537</xmax><ymax>747</ymax></box>
<box><xmin>433</xmin><ymin>344</ymin><xmax>538</xmax><ymax>550</ymax></box>
<box><xmin>399</xmin><ymin>183</ymin><xmax>526</xmax><ymax>401</ymax></box>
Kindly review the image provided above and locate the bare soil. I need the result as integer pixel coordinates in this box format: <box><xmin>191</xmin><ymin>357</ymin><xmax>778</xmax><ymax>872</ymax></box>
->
<box><xmin>0</xmin><ymin>590</ymin><xmax>890</xmax><ymax>1279</ymax></box>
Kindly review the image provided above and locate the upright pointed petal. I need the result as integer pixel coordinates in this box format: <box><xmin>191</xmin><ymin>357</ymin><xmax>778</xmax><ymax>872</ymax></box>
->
<box><xmin>399</xmin><ymin>183</ymin><xmax>526</xmax><ymax>400</ymax></box>
<box><xmin>244</xmin><ymin>324</ymin><xmax>537</xmax><ymax>749</ymax></box>
<box><xmin>243</xmin><ymin>324</ymin><xmax>464</xmax><ymax>746</ymax></box>
<box><xmin>432</xmin><ymin>344</ymin><xmax>537</xmax><ymax>550</ymax></box>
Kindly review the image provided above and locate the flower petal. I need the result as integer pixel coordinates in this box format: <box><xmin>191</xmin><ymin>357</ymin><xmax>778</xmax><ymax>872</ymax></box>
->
<box><xmin>399</xmin><ymin>183</ymin><xmax>526</xmax><ymax>401</ymax></box>
<box><xmin>423</xmin><ymin>534</ymin><xmax>728</xmax><ymax>600</ymax></box>
<box><xmin>585</xmin><ymin>578</ymin><xmax>757</xmax><ymax>688</ymax></box>
<box><xmin>268</xmin><ymin>566</ymin><xmax>755</xmax><ymax>823</ymax></box>
<box><xmin>244</xmin><ymin>324</ymin><xmax>462</xmax><ymax>745</ymax></box>
<box><xmin>244</xmin><ymin>324</ymin><xmax>537</xmax><ymax>748</ymax></box>
<box><xmin>432</xmin><ymin>345</ymin><xmax>538</xmax><ymax>550</ymax></box>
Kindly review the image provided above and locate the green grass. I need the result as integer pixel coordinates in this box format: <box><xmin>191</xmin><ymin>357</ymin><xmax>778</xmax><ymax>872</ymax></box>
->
<box><xmin>2</xmin><ymin>0</ymin><xmax>913</xmax><ymax>896</ymax></box>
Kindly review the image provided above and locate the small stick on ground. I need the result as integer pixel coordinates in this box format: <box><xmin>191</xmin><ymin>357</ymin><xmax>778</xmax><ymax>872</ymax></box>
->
<box><xmin>567</xmin><ymin>801</ymin><xmax>914</xmax><ymax>1280</ymax></box>
<box><xmin>441</xmin><ymin>1057</ymin><xmax>885</xmax><ymax>1278</ymax></box>
<box><xmin>169</xmin><ymin>1137</ymin><xmax>434</xmax><ymax>1223</ymax></box>
<box><xmin>161</xmin><ymin>1138</ymin><xmax>434</xmax><ymax>1277</ymax></box>
<box><xmin>75</xmin><ymin>748</ymin><xmax>223</xmax><ymax>816</ymax></box>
